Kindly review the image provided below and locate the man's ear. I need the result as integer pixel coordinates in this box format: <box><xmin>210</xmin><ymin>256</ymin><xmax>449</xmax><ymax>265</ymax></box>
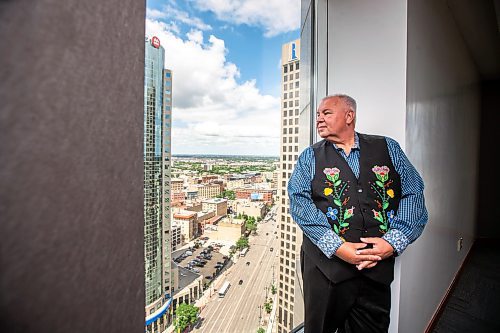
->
<box><xmin>345</xmin><ymin>110</ymin><xmax>355</xmax><ymax>125</ymax></box>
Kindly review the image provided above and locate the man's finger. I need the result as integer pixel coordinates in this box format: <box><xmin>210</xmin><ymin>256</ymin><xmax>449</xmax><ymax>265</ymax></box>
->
<box><xmin>353</xmin><ymin>242</ymin><xmax>369</xmax><ymax>249</ymax></box>
<box><xmin>360</xmin><ymin>237</ymin><xmax>379</xmax><ymax>244</ymax></box>
<box><xmin>365</xmin><ymin>261</ymin><xmax>378</xmax><ymax>269</ymax></box>
<box><xmin>355</xmin><ymin>254</ymin><xmax>381</xmax><ymax>263</ymax></box>
<box><xmin>356</xmin><ymin>248</ymin><xmax>379</xmax><ymax>256</ymax></box>
<box><xmin>356</xmin><ymin>260</ymin><xmax>378</xmax><ymax>270</ymax></box>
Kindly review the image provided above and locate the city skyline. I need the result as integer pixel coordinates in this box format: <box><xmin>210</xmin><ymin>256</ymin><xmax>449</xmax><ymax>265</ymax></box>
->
<box><xmin>145</xmin><ymin>0</ymin><xmax>300</xmax><ymax>156</ymax></box>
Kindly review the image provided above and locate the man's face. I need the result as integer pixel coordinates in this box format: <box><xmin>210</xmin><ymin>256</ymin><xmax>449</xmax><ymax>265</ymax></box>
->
<box><xmin>316</xmin><ymin>97</ymin><xmax>353</xmax><ymax>139</ymax></box>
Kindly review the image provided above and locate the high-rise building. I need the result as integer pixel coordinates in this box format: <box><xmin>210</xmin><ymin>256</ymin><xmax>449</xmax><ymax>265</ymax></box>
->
<box><xmin>276</xmin><ymin>39</ymin><xmax>303</xmax><ymax>333</ymax></box>
<box><xmin>144</xmin><ymin>36</ymin><xmax>172</xmax><ymax>333</ymax></box>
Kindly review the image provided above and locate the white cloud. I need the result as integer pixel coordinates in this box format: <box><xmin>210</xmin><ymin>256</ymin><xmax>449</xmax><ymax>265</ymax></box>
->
<box><xmin>146</xmin><ymin>8</ymin><xmax>167</xmax><ymax>19</ymax></box>
<box><xmin>189</xmin><ymin>0</ymin><xmax>300</xmax><ymax>37</ymax></box>
<box><xmin>147</xmin><ymin>4</ymin><xmax>212</xmax><ymax>31</ymax></box>
<box><xmin>146</xmin><ymin>19</ymin><xmax>281</xmax><ymax>156</ymax></box>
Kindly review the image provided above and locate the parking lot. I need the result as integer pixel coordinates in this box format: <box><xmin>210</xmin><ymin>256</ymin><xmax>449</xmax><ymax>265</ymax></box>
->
<box><xmin>174</xmin><ymin>242</ymin><xmax>232</xmax><ymax>284</ymax></box>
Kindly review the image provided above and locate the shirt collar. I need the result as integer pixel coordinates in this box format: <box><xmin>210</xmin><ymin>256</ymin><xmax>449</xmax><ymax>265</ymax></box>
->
<box><xmin>333</xmin><ymin>132</ymin><xmax>360</xmax><ymax>152</ymax></box>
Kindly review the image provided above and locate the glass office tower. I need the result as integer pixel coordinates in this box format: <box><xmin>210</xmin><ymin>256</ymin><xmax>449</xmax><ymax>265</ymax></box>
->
<box><xmin>144</xmin><ymin>36</ymin><xmax>172</xmax><ymax>333</ymax></box>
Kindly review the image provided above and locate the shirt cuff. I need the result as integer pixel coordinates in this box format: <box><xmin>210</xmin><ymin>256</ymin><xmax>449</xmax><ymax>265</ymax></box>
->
<box><xmin>382</xmin><ymin>229</ymin><xmax>410</xmax><ymax>256</ymax></box>
<box><xmin>317</xmin><ymin>229</ymin><xmax>344</xmax><ymax>258</ymax></box>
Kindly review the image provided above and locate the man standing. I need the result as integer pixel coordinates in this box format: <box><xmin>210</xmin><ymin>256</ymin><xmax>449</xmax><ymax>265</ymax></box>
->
<box><xmin>288</xmin><ymin>94</ymin><xmax>428</xmax><ymax>333</ymax></box>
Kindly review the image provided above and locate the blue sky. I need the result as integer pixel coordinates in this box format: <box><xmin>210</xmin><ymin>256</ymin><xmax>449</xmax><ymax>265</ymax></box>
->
<box><xmin>146</xmin><ymin>0</ymin><xmax>300</xmax><ymax>156</ymax></box>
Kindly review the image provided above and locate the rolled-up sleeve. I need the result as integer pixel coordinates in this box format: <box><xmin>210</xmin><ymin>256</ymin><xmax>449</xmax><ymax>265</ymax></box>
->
<box><xmin>383</xmin><ymin>138</ymin><xmax>428</xmax><ymax>255</ymax></box>
<box><xmin>288</xmin><ymin>147</ymin><xmax>344</xmax><ymax>258</ymax></box>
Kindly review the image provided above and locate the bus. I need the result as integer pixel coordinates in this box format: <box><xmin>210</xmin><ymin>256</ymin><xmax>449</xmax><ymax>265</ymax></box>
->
<box><xmin>239</xmin><ymin>247</ymin><xmax>249</xmax><ymax>257</ymax></box>
<box><xmin>218</xmin><ymin>281</ymin><xmax>230</xmax><ymax>298</ymax></box>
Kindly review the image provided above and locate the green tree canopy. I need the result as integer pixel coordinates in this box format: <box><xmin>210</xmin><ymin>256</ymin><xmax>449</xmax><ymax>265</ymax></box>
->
<box><xmin>235</xmin><ymin>236</ymin><xmax>249</xmax><ymax>250</ymax></box>
<box><xmin>174</xmin><ymin>303</ymin><xmax>199</xmax><ymax>332</ymax></box>
<box><xmin>271</xmin><ymin>284</ymin><xmax>277</xmax><ymax>295</ymax></box>
<box><xmin>264</xmin><ymin>301</ymin><xmax>272</xmax><ymax>314</ymax></box>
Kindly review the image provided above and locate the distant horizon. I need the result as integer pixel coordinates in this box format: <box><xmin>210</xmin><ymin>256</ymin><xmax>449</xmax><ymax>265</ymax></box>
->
<box><xmin>172</xmin><ymin>153</ymin><xmax>279</xmax><ymax>158</ymax></box>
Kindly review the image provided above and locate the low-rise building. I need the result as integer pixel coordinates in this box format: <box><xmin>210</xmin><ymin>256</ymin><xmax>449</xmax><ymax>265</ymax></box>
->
<box><xmin>203</xmin><ymin>217</ymin><xmax>245</xmax><ymax>242</ymax></box>
<box><xmin>171</xmin><ymin>178</ymin><xmax>184</xmax><ymax>192</ymax></box>
<box><xmin>202</xmin><ymin>198</ymin><xmax>228</xmax><ymax>217</ymax></box>
<box><xmin>234</xmin><ymin>199</ymin><xmax>267</xmax><ymax>219</ymax></box>
<box><xmin>171</xmin><ymin>191</ymin><xmax>185</xmax><ymax>207</ymax></box>
<box><xmin>169</xmin><ymin>263</ymin><xmax>203</xmax><ymax>329</ymax></box>
<box><xmin>235</xmin><ymin>188</ymin><xmax>274</xmax><ymax>204</ymax></box>
<box><xmin>171</xmin><ymin>224</ymin><xmax>182</xmax><ymax>250</ymax></box>
<box><xmin>173</xmin><ymin>210</ymin><xmax>198</xmax><ymax>241</ymax></box>
<box><xmin>189</xmin><ymin>184</ymin><xmax>221</xmax><ymax>200</ymax></box>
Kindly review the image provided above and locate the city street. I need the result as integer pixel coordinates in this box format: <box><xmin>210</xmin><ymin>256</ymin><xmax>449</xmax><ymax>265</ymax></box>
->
<box><xmin>192</xmin><ymin>217</ymin><xmax>279</xmax><ymax>333</ymax></box>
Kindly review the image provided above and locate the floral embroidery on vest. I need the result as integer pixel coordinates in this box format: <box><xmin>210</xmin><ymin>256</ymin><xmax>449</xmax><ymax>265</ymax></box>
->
<box><xmin>323</xmin><ymin>167</ymin><xmax>355</xmax><ymax>239</ymax></box>
<box><xmin>370</xmin><ymin>165</ymin><xmax>394</xmax><ymax>233</ymax></box>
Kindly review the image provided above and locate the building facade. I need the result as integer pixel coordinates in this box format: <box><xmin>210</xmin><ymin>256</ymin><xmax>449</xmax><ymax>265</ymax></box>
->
<box><xmin>202</xmin><ymin>198</ymin><xmax>228</xmax><ymax>217</ymax></box>
<box><xmin>276</xmin><ymin>39</ymin><xmax>302</xmax><ymax>333</ymax></box>
<box><xmin>173</xmin><ymin>210</ymin><xmax>198</xmax><ymax>242</ymax></box>
<box><xmin>235</xmin><ymin>188</ymin><xmax>274</xmax><ymax>204</ymax></box>
<box><xmin>144</xmin><ymin>36</ymin><xmax>172</xmax><ymax>333</ymax></box>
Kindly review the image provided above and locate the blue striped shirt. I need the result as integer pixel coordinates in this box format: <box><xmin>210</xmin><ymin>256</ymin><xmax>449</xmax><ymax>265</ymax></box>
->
<box><xmin>288</xmin><ymin>133</ymin><xmax>428</xmax><ymax>258</ymax></box>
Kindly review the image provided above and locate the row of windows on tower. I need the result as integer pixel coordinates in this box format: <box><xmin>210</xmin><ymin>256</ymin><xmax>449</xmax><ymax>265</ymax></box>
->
<box><xmin>282</xmin><ymin>154</ymin><xmax>298</xmax><ymax>162</ymax></box>
<box><xmin>283</xmin><ymin>81</ymin><xmax>299</xmax><ymax>90</ymax></box>
<box><xmin>283</xmin><ymin>127</ymin><xmax>299</xmax><ymax>135</ymax></box>
<box><xmin>284</xmin><ymin>109</ymin><xmax>300</xmax><ymax>117</ymax></box>
<box><xmin>283</xmin><ymin>118</ymin><xmax>299</xmax><ymax>126</ymax></box>
<box><xmin>283</xmin><ymin>73</ymin><xmax>299</xmax><ymax>82</ymax></box>
<box><xmin>283</xmin><ymin>62</ymin><xmax>299</xmax><ymax>73</ymax></box>
<box><xmin>284</xmin><ymin>100</ymin><xmax>299</xmax><ymax>108</ymax></box>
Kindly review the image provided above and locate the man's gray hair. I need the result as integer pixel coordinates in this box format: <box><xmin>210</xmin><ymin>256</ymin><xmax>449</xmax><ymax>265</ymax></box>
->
<box><xmin>322</xmin><ymin>94</ymin><xmax>357</xmax><ymax>112</ymax></box>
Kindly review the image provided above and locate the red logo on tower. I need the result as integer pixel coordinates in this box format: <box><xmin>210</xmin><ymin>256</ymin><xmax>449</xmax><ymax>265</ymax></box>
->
<box><xmin>151</xmin><ymin>36</ymin><xmax>160</xmax><ymax>49</ymax></box>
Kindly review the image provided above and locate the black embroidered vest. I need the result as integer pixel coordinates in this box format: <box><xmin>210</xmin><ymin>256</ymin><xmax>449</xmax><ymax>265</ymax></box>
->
<box><xmin>301</xmin><ymin>133</ymin><xmax>402</xmax><ymax>285</ymax></box>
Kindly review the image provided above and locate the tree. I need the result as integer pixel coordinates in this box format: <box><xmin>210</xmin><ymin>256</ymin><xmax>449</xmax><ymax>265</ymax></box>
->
<box><xmin>271</xmin><ymin>284</ymin><xmax>277</xmax><ymax>295</ymax></box>
<box><xmin>217</xmin><ymin>190</ymin><xmax>235</xmax><ymax>200</ymax></box>
<box><xmin>174</xmin><ymin>303</ymin><xmax>199</xmax><ymax>333</ymax></box>
<box><xmin>264</xmin><ymin>301</ymin><xmax>272</xmax><ymax>314</ymax></box>
<box><xmin>235</xmin><ymin>236</ymin><xmax>249</xmax><ymax>250</ymax></box>
<box><xmin>246</xmin><ymin>222</ymin><xmax>257</xmax><ymax>234</ymax></box>
<box><xmin>257</xmin><ymin>328</ymin><xmax>265</xmax><ymax>333</ymax></box>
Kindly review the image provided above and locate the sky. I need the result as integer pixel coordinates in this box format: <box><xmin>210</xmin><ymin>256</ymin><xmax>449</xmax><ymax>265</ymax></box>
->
<box><xmin>145</xmin><ymin>0</ymin><xmax>300</xmax><ymax>156</ymax></box>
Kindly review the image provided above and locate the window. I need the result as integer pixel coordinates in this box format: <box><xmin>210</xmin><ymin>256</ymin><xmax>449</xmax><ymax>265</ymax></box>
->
<box><xmin>283</xmin><ymin>64</ymin><xmax>288</xmax><ymax>73</ymax></box>
<box><xmin>289</xmin><ymin>63</ymin><xmax>293</xmax><ymax>71</ymax></box>
<box><xmin>295</xmin><ymin>62</ymin><xmax>299</xmax><ymax>70</ymax></box>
